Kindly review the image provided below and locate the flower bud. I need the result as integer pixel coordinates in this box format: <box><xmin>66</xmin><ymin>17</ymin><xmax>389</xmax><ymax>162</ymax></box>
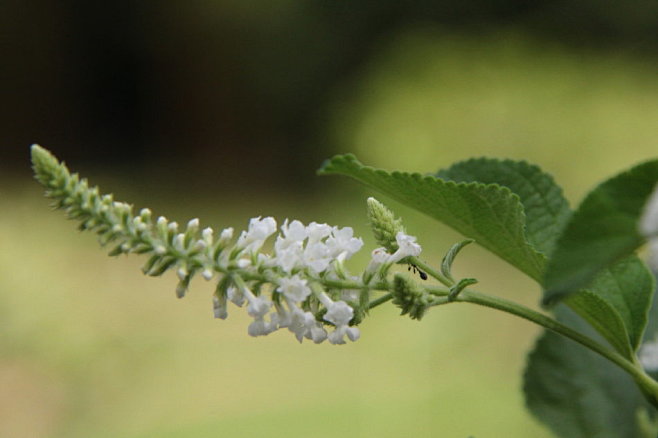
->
<box><xmin>366</xmin><ymin>197</ymin><xmax>405</xmax><ymax>253</ymax></box>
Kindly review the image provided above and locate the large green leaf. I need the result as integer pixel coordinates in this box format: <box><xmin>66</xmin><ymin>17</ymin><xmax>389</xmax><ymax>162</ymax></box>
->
<box><xmin>319</xmin><ymin>154</ymin><xmax>546</xmax><ymax>281</ymax></box>
<box><xmin>524</xmin><ymin>303</ymin><xmax>658</xmax><ymax>438</ymax></box>
<box><xmin>543</xmin><ymin>159</ymin><xmax>658</xmax><ymax>304</ymax></box>
<box><xmin>436</xmin><ymin>157</ymin><xmax>571</xmax><ymax>257</ymax></box>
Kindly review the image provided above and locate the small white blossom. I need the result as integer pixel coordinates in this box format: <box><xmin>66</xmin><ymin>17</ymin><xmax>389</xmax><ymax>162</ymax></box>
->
<box><xmin>227</xmin><ymin>286</ymin><xmax>245</xmax><ymax>307</ymax></box>
<box><xmin>280</xmin><ymin>219</ymin><xmax>308</xmax><ymax>244</ymax></box>
<box><xmin>288</xmin><ymin>308</ymin><xmax>327</xmax><ymax>343</ymax></box>
<box><xmin>326</xmin><ymin>226</ymin><xmax>364</xmax><ymax>259</ymax></box>
<box><xmin>275</xmin><ymin>245</ymin><xmax>303</xmax><ymax>273</ymax></box>
<box><xmin>246</xmin><ymin>295</ymin><xmax>272</xmax><ymax>318</ymax></box>
<box><xmin>303</xmin><ymin>241</ymin><xmax>332</xmax><ymax>273</ymax></box>
<box><xmin>371</xmin><ymin>247</ymin><xmax>390</xmax><ymax>265</ymax></box>
<box><xmin>328</xmin><ymin>325</ymin><xmax>360</xmax><ymax>344</ymax></box>
<box><xmin>277</xmin><ymin>275</ymin><xmax>312</xmax><ymax>302</ymax></box>
<box><xmin>248</xmin><ymin>316</ymin><xmax>277</xmax><ymax>337</ymax></box>
<box><xmin>237</xmin><ymin>216</ymin><xmax>277</xmax><ymax>253</ymax></box>
<box><xmin>388</xmin><ymin>232</ymin><xmax>422</xmax><ymax>263</ymax></box>
<box><xmin>306</xmin><ymin>222</ymin><xmax>333</xmax><ymax>243</ymax></box>
<box><xmin>324</xmin><ymin>301</ymin><xmax>354</xmax><ymax>326</ymax></box>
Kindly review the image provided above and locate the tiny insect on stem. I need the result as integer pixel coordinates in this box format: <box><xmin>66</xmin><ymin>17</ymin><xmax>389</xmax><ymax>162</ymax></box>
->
<box><xmin>408</xmin><ymin>263</ymin><xmax>428</xmax><ymax>280</ymax></box>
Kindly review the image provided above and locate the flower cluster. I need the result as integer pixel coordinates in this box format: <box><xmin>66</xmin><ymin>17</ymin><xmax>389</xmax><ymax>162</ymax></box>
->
<box><xmin>210</xmin><ymin>216</ymin><xmax>365</xmax><ymax>344</ymax></box>
<box><xmin>30</xmin><ymin>145</ymin><xmax>428</xmax><ymax>345</ymax></box>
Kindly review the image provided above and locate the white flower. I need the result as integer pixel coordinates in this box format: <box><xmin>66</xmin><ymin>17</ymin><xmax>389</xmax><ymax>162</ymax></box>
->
<box><xmin>306</xmin><ymin>222</ymin><xmax>332</xmax><ymax>243</ymax></box>
<box><xmin>237</xmin><ymin>216</ymin><xmax>277</xmax><ymax>253</ymax></box>
<box><xmin>370</xmin><ymin>247</ymin><xmax>390</xmax><ymax>265</ymax></box>
<box><xmin>388</xmin><ymin>232</ymin><xmax>422</xmax><ymax>263</ymax></box>
<box><xmin>326</xmin><ymin>226</ymin><xmax>364</xmax><ymax>259</ymax></box>
<box><xmin>227</xmin><ymin>286</ymin><xmax>245</xmax><ymax>307</ymax></box>
<box><xmin>273</xmin><ymin>220</ymin><xmax>307</xmax><ymax>272</ymax></box>
<box><xmin>248</xmin><ymin>316</ymin><xmax>277</xmax><ymax>337</ymax></box>
<box><xmin>280</xmin><ymin>219</ymin><xmax>308</xmax><ymax>244</ymax></box>
<box><xmin>328</xmin><ymin>325</ymin><xmax>360</xmax><ymax>345</ymax></box>
<box><xmin>246</xmin><ymin>295</ymin><xmax>271</xmax><ymax>318</ymax></box>
<box><xmin>639</xmin><ymin>337</ymin><xmax>658</xmax><ymax>371</ymax></box>
<box><xmin>324</xmin><ymin>300</ymin><xmax>354</xmax><ymax>326</ymax></box>
<box><xmin>277</xmin><ymin>275</ymin><xmax>312</xmax><ymax>302</ymax></box>
<box><xmin>288</xmin><ymin>308</ymin><xmax>327</xmax><ymax>343</ymax></box>
<box><xmin>303</xmin><ymin>241</ymin><xmax>332</xmax><ymax>273</ymax></box>
<box><xmin>275</xmin><ymin>245</ymin><xmax>303</xmax><ymax>273</ymax></box>
<box><xmin>363</xmin><ymin>247</ymin><xmax>391</xmax><ymax>282</ymax></box>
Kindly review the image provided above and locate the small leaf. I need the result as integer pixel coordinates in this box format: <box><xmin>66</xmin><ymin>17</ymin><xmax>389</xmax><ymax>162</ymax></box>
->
<box><xmin>543</xmin><ymin>159</ymin><xmax>658</xmax><ymax>304</ymax></box>
<box><xmin>524</xmin><ymin>306</ymin><xmax>654</xmax><ymax>438</ymax></box>
<box><xmin>448</xmin><ymin>277</ymin><xmax>478</xmax><ymax>301</ymax></box>
<box><xmin>319</xmin><ymin>154</ymin><xmax>546</xmax><ymax>281</ymax></box>
<box><xmin>564</xmin><ymin>290</ymin><xmax>632</xmax><ymax>358</ymax></box>
<box><xmin>441</xmin><ymin>239</ymin><xmax>474</xmax><ymax>283</ymax></box>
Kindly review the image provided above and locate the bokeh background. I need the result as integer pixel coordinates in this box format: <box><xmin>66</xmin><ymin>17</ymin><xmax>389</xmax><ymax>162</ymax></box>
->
<box><xmin>2</xmin><ymin>1</ymin><xmax>658</xmax><ymax>437</ymax></box>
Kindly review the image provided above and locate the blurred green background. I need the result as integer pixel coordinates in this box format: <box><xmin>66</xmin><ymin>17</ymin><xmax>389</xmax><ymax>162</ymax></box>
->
<box><xmin>2</xmin><ymin>1</ymin><xmax>658</xmax><ymax>437</ymax></box>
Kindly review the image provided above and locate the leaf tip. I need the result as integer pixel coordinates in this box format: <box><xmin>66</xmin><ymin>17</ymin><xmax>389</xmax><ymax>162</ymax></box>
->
<box><xmin>317</xmin><ymin>153</ymin><xmax>360</xmax><ymax>175</ymax></box>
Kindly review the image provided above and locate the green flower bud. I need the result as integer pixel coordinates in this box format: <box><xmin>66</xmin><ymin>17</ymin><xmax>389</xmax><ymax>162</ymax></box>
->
<box><xmin>392</xmin><ymin>274</ymin><xmax>431</xmax><ymax>320</ymax></box>
<box><xmin>366</xmin><ymin>197</ymin><xmax>405</xmax><ymax>253</ymax></box>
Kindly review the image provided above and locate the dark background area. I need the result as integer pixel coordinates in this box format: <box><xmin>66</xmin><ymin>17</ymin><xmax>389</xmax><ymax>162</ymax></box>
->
<box><xmin>2</xmin><ymin>0</ymin><xmax>657</xmax><ymax>187</ymax></box>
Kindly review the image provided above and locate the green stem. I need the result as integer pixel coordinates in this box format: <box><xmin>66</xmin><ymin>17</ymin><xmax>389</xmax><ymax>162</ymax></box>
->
<box><xmin>408</xmin><ymin>256</ymin><xmax>453</xmax><ymax>287</ymax></box>
<box><xmin>442</xmin><ymin>288</ymin><xmax>658</xmax><ymax>406</ymax></box>
<box><xmin>368</xmin><ymin>293</ymin><xmax>393</xmax><ymax>309</ymax></box>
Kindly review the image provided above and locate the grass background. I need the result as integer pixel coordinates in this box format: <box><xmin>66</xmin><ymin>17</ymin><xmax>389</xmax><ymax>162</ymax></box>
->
<box><xmin>2</xmin><ymin>31</ymin><xmax>658</xmax><ymax>437</ymax></box>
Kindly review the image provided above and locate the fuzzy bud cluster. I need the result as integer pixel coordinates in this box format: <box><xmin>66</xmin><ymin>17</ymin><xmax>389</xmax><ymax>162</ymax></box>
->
<box><xmin>392</xmin><ymin>274</ymin><xmax>432</xmax><ymax>320</ymax></box>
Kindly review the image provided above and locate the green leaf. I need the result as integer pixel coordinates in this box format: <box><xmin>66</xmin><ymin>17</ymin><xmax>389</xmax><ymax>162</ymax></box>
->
<box><xmin>543</xmin><ymin>159</ymin><xmax>658</xmax><ymax>304</ymax></box>
<box><xmin>441</xmin><ymin>239</ymin><xmax>474</xmax><ymax>283</ymax></box>
<box><xmin>524</xmin><ymin>300</ymin><xmax>658</xmax><ymax>438</ymax></box>
<box><xmin>436</xmin><ymin>157</ymin><xmax>571</xmax><ymax>257</ymax></box>
<box><xmin>319</xmin><ymin>154</ymin><xmax>546</xmax><ymax>281</ymax></box>
<box><xmin>585</xmin><ymin>257</ymin><xmax>654</xmax><ymax>352</ymax></box>
<box><xmin>564</xmin><ymin>290</ymin><xmax>632</xmax><ymax>358</ymax></box>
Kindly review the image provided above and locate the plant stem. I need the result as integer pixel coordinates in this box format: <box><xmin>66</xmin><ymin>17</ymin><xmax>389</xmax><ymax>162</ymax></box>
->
<box><xmin>408</xmin><ymin>257</ymin><xmax>453</xmax><ymax>287</ymax></box>
<box><xmin>368</xmin><ymin>293</ymin><xmax>393</xmax><ymax>309</ymax></box>
<box><xmin>426</xmin><ymin>286</ymin><xmax>658</xmax><ymax>406</ymax></box>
